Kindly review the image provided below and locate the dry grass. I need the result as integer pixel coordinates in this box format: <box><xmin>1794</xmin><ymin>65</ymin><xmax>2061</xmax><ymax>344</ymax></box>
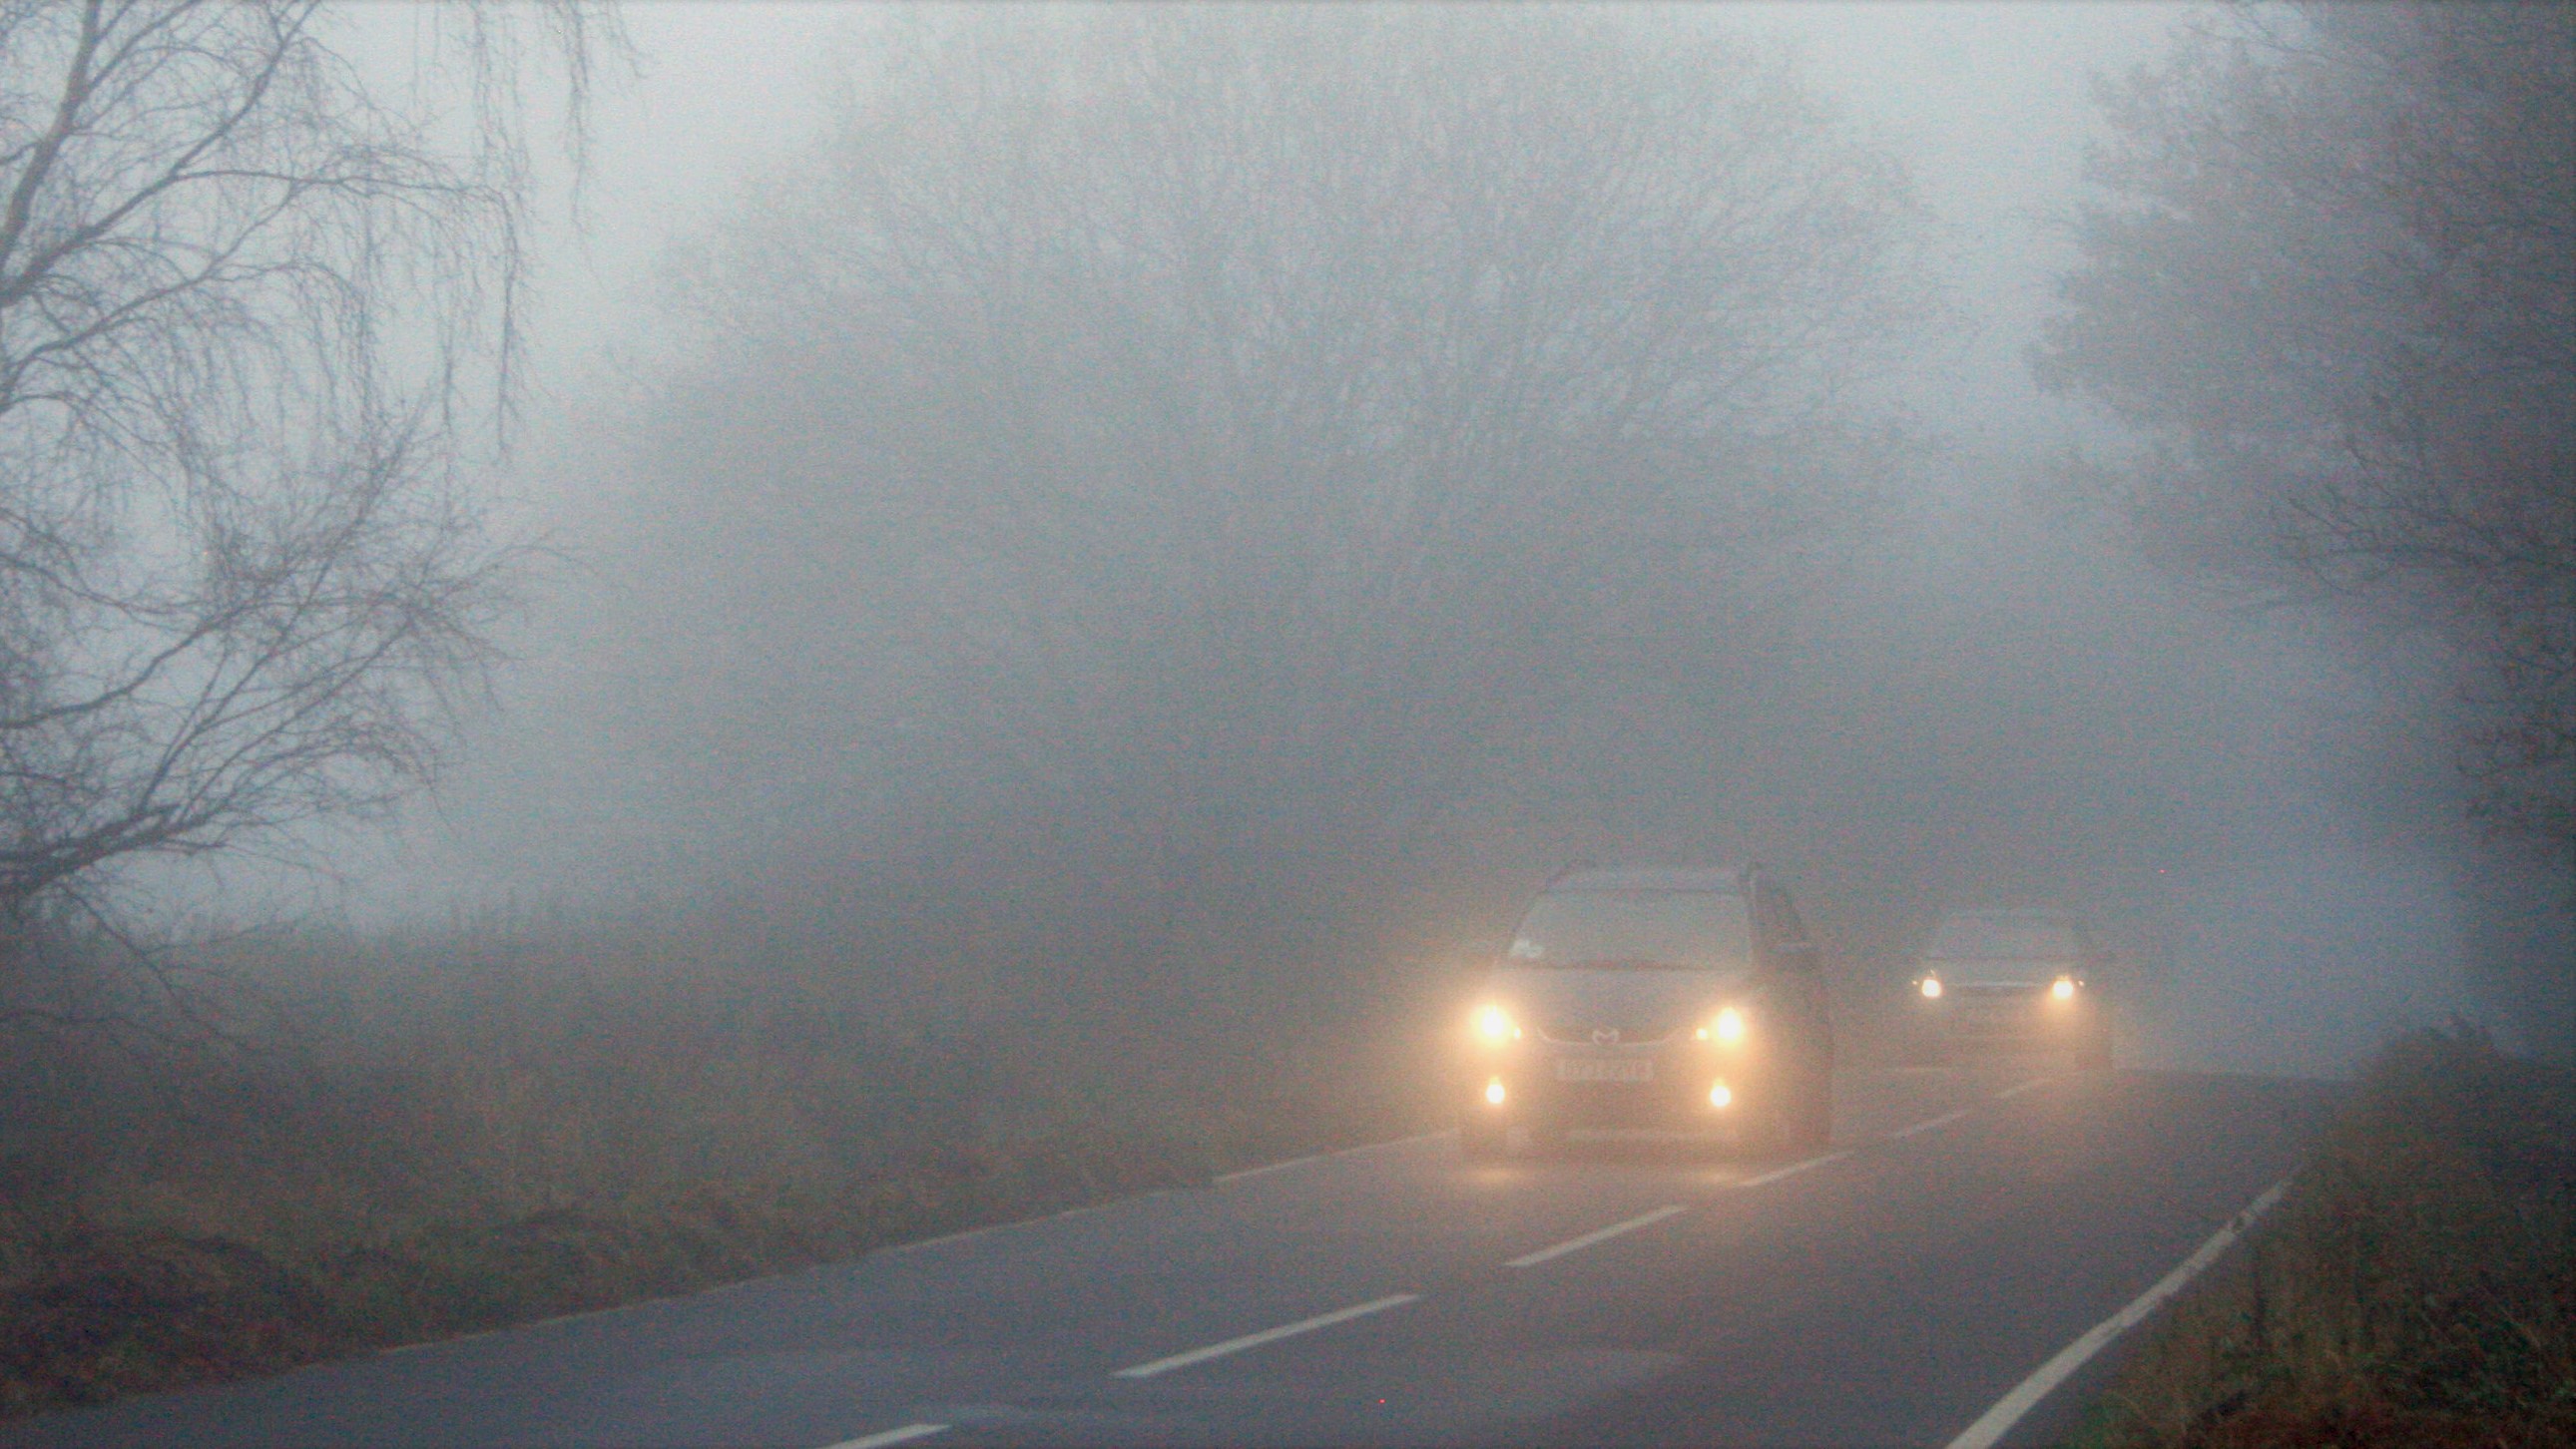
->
<box><xmin>2075</xmin><ymin>1027</ymin><xmax>2576</xmax><ymax>1449</ymax></box>
<box><xmin>0</xmin><ymin>915</ymin><xmax>1443</xmax><ymax>1419</ymax></box>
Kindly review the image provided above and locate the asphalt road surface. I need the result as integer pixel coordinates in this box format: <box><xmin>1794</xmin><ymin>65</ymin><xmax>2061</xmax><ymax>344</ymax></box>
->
<box><xmin>4</xmin><ymin>1063</ymin><xmax>2332</xmax><ymax>1448</ymax></box>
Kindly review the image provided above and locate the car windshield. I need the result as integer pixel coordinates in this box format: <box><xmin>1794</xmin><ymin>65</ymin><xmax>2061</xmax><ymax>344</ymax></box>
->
<box><xmin>1505</xmin><ymin>888</ymin><xmax>1753</xmax><ymax>970</ymax></box>
<box><xmin>1925</xmin><ymin>914</ymin><xmax>2079</xmax><ymax>963</ymax></box>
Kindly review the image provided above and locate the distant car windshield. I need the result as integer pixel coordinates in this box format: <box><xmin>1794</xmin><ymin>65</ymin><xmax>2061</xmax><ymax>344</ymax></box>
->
<box><xmin>1925</xmin><ymin>914</ymin><xmax>2079</xmax><ymax>963</ymax></box>
<box><xmin>1506</xmin><ymin>889</ymin><xmax>1753</xmax><ymax>970</ymax></box>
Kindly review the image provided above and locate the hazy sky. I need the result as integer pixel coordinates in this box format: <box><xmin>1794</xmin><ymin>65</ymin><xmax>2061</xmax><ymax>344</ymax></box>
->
<box><xmin>528</xmin><ymin>2</ymin><xmax>2200</xmax><ymax>439</ymax></box>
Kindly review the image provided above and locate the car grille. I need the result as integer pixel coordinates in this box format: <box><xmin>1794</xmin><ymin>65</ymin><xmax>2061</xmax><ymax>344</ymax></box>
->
<box><xmin>1532</xmin><ymin>1019</ymin><xmax>1681</xmax><ymax>1047</ymax></box>
<box><xmin>1947</xmin><ymin>984</ymin><xmax>2045</xmax><ymax>1031</ymax></box>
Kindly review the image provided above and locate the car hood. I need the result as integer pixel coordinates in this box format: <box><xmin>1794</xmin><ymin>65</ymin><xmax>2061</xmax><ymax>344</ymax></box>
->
<box><xmin>1492</xmin><ymin>966</ymin><xmax>1747</xmax><ymax>1041</ymax></box>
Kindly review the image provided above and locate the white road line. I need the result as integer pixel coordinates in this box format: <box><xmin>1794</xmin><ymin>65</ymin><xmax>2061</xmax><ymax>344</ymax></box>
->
<box><xmin>1216</xmin><ymin>1152</ymin><xmax>1330</xmax><ymax>1184</ymax></box>
<box><xmin>1996</xmin><ymin>1076</ymin><xmax>2052</xmax><ymax>1100</ymax></box>
<box><xmin>1890</xmin><ymin>1108</ymin><xmax>1973</xmax><ymax>1141</ymax></box>
<box><xmin>1216</xmin><ymin>1129</ymin><xmax>1449</xmax><ymax>1185</ymax></box>
<box><xmin>880</xmin><ymin>1221</ymin><xmax>1005</xmax><ymax>1254</ymax></box>
<box><xmin>1504</xmin><ymin>1205</ymin><xmax>1689</xmax><ymax>1268</ymax></box>
<box><xmin>1942</xmin><ymin>1179</ymin><xmax>2292</xmax><ymax>1449</ymax></box>
<box><xmin>823</xmin><ymin>1424</ymin><xmax>950</xmax><ymax>1449</ymax></box>
<box><xmin>1738</xmin><ymin>1150</ymin><xmax>1851</xmax><ymax>1188</ymax></box>
<box><xmin>1335</xmin><ymin>1130</ymin><xmax>1453</xmax><ymax>1157</ymax></box>
<box><xmin>1112</xmin><ymin>1293</ymin><xmax>1420</xmax><ymax>1379</ymax></box>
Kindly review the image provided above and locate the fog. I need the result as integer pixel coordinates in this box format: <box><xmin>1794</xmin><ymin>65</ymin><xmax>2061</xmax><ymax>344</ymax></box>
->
<box><xmin>278</xmin><ymin>3</ymin><xmax>2559</xmax><ymax>1076</ymax></box>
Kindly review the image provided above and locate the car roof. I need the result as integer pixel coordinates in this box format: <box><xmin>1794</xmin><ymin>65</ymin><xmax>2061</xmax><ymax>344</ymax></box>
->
<box><xmin>1546</xmin><ymin>866</ymin><xmax>1743</xmax><ymax>894</ymax></box>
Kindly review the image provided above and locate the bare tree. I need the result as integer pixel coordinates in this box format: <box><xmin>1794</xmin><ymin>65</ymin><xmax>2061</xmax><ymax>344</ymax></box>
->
<box><xmin>0</xmin><ymin>1</ymin><xmax>616</xmax><ymax>986</ymax></box>
<box><xmin>611</xmin><ymin>6</ymin><xmax>1934</xmax><ymax>988</ymax></box>
<box><xmin>2037</xmin><ymin>2</ymin><xmax>2576</xmax><ymax>842</ymax></box>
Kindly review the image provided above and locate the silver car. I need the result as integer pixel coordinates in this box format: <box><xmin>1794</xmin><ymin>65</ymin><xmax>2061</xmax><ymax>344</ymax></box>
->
<box><xmin>1458</xmin><ymin>866</ymin><xmax>1835</xmax><ymax>1159</ymax></box>
<box><xmin>1906</xmin><ymin>908</ymin><xmax>2115</xmax><ymax>1068</ymax></box>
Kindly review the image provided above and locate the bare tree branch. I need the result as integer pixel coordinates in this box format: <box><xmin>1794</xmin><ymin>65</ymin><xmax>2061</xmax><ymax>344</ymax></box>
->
<box><xmin>1</xmin><ymin>0</ymin><xmax>626</xmax><ymax>1031</ymax></box>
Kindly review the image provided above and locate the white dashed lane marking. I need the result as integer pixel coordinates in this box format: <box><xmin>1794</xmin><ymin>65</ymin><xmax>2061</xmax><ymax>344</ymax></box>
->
<box><xmin>1738</xmin><ymin>1150</ymin><xmax>1852</xmax><ymax>1188</ymax></box>
<box><xmin>1112</xmin><ymin>1294</ymin><xmax>1422</xmax><ymax>1379</ymax></box>
<box><xmin>1505</xmin><ymin>1205</ymin><xmax>1689</xmax><ymax>1268</ymax></box>
<box><xmin>1890</xmin><ymin>1108</ymin><xmax>1973</xmax><ymax>1140</ymax></box>
<box><xmin>822</xmin><ymin>1424</ymin><xmax>950</xmax><ymax>1449</ymax></box>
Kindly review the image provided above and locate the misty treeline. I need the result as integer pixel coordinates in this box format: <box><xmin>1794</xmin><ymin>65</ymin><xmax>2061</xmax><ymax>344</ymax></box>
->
<box><xmin>553</xmin><ymin>6</ymin><xmax>2199</xmax><ymax>1044</ymax></box>
<box><xmin>590</xmin><ymin>4</ymin><xmax>1933</xmax><ymax>1024</ymax></box>
<box><xmin>2043</xmin><ymin>2</ymin><xmax>2575</xmax><ymax>849</ymax></box>
<box><xmin>537</xmin><ymin>2</ymin><xmax>2548</xmax><ymax>1048</ymax></box>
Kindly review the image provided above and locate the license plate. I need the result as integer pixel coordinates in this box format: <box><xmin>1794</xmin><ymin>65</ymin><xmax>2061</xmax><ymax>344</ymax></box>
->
<box><xmin>1556</xmin><ymin>1057</ymin><xmax>1653</xmax><ymax>1084</ymax></box>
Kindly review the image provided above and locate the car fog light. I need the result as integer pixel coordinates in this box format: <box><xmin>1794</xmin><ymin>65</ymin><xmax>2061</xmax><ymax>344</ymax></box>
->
<box><xmin>1709</xmin><ymin>1080</ymin><xmax>1733</xmax><ymax>1109</ymax></box>
<box><xmin>2051</xmin><ymin>976</ymin><xmax>2076</xmax><ymax>1002</ymax></box>
<box><xmin>1484</xmin><ymin>1078</ymin><xmax>1507</xmax><ymax>1106</ymax></box>
<box><xmin>1919</xmin><ymin>976</ymin><xmax>1943</xmax><ymax>1000</ymax></box>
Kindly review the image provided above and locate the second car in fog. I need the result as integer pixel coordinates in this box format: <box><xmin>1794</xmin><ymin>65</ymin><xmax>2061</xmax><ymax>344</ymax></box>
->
<box><xmin>1908</xmin><ymin>907</ymin><xmax>2115</xmax><ymax>1069</ymax></box>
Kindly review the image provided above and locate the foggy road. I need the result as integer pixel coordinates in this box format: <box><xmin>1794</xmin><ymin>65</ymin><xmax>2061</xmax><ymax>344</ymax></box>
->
<box><xmin>4</xmin><ymin>1063</ymin><xmax>2331</xmax><ymax>1449</ymax></box>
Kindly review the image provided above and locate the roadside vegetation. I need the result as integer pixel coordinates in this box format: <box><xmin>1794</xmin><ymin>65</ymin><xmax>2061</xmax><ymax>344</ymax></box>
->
<box><xmin>2076</xmin><ymin>1026</ymin><xmax>2575</xmax><ymax>1449</ymax></box>
<box><xmin>0</xmin><ymin>911</ymin><xmax>1449</xmax><ymax>1419</ymax></box>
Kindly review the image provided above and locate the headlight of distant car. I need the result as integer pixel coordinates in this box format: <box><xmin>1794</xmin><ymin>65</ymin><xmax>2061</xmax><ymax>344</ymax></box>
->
<box><xmin>2051</xmin><ymin>975</ymin><xmax>2077</xmax><ymax>1002</ymax></box>
<box><xmin>1694</xmin><ymin>1006</ymin><xmax>1747</xmax><ymax>1045</ymax></box>
<box><xmin>1919</xmin><ymin>975</ymin><xmax>1943</xmax><ymax>1000</ymax></box>
<box><xmin>1472</xmin><ymin>1004</ymin><xmax>1521</xmax><ymax>1044</ymax></box>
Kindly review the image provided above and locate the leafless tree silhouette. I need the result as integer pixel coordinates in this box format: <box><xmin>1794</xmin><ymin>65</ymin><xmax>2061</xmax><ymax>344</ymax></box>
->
<box><xmin>2039</xmin><ymin>2</ymin><xmax>2575</xmax><ymax>844</ymax></box>
<box><xmin>626</xmin><ymin>7</ymin><xmax>1936</xmax><ymax>967</ymax></box>
<box><xmin>0</xmin><ymin>0</ymin><xmax>618</xmax><ymax>1019</ymax></box>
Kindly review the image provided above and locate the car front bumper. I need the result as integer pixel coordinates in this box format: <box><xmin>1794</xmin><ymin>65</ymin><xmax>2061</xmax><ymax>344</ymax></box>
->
<box><xmin>1916</xmin><ymin>990</ymin><xmax>2100</xmax><ymax>1046</ymax></box>
<box><xmin>1463</xmin><ymin>1042</ymin><xmax>1774</xmax><ymax>1131</ymax></box>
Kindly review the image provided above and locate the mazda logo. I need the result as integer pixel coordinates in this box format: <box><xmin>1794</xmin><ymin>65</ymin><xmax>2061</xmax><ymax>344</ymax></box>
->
<box><xmin>1591</xmin><ymin>1027</ymin><xmax>1620</xmax><ymax>1046</ymax></box>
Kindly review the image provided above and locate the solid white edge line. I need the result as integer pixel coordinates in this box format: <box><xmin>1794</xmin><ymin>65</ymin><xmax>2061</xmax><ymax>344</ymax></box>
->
<box><xmin>1942</xmin><ymin>1179</ymin><xmax>2292</xmax><ymax>1449</ymax></box>
<box><xmin>1738</xmin><ymin>1150</ymin><xmax>1851</xmax><ymax>1188</ymax></box>
<box><xmin>1504</xmin><ymin>1205</ymin><xmax>1689</xmax><ymax>1268</ymax></box>
<box><xmin>1890</xmin><ymin>1108</ymin><xmax>1973</xmax><ymax>1141</ymax></box>
<box><xmin>880</xmin><ymin>1221</ymin><xmax>1005</xmax><ymax>1255</ymax></box>
<box><xmin>823</xmin><ymin>1424</ymin><xmax>950</xmax><ymax>1449</ymax></box>
<box><xmin>1216</xmin><ymin>1152</ymin><xmax>1329</xmax><ymax>1184</ymax></box>
<box><xmin>1112</xmin><ymin>1293</ymin><xmax>1420</xmax><ymax>1379</ymax></box>
<box><xmin>1996</xmin><ymin>1077</ymin><xmax>2052</xmax><ymax>1100</ymax></box>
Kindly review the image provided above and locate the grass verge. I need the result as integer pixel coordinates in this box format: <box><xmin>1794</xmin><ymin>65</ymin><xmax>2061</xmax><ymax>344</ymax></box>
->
<box><xmin>0</xmin><ymin>914</ymin><xmax>1447</xmax><ymax>1421</ymax></box>
<box><xmin>2072</xmin><ymin>1025</ymin><xmax>2575</xmax><ymax>1448</ymax></box>
<box><xmin>1</xmin><ymin>1095</ymin><xmax>1432</xmax><ymax>1421</ymax></box>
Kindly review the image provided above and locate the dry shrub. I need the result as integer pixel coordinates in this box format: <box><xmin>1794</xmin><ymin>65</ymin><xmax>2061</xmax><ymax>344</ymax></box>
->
<box><xmin>0</xmin><ymin>917</ymin><xmax>1442</xmax><ymax>1419</ymax></box>
<box><xmin>2080</xmin><ymin>1025</ymin><xmax>2576</xmax><ymax>1448</ymax></box>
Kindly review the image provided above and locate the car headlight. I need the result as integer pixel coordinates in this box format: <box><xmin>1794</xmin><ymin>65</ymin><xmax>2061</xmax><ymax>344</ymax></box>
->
<box><xmin>1695</xmin><ymin>1008</ymin><xmax>1747</xmax><ymax>1043</ymax></box>
<box><xmin>2051</xmin><ymin>976</ymin><xmax>2077</xmax><ymax>1002</ymax></box>
<box><xmin>1919</xmin><ymin>975</ymin><xmax>1943</xmax><ymax>1000</ymax></box>
<box><xmin>1472</xmin><ymin>1004</ymin><xmax>1521</xmax><ymax>1044</ymax></box>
